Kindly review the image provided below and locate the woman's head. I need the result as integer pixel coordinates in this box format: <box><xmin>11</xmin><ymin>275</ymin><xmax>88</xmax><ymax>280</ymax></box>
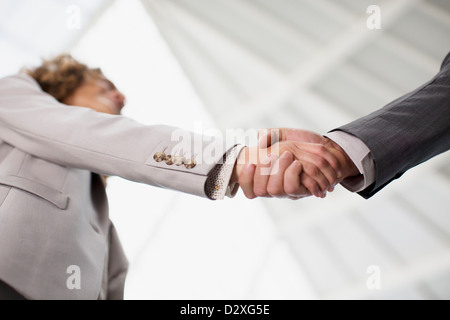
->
<box><xmin>25</xmin><ymin>54</ymin><xmax>125</xmax><ymax>115</ymax></box>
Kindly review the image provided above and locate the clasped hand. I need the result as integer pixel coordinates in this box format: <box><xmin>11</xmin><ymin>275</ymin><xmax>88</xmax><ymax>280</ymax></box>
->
<box><xmin>231</xmin><ymin>128</ymin><xmax>359</xmax><ymax>200</ymax></box>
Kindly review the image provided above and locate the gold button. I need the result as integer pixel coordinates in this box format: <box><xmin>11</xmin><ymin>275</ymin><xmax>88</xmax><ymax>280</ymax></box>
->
<box><xmin>153</xmin><ymin>151</ymin><xmax>166</xmax><ymax>162</ymax></box>
<box><xmin>173</xmin><ymin>156</ymin><xmax>185</xmax><ymax>166</ymax></box>
<box><xmin>215</xmin><ymin>185</ymin><xmax>220</xmax><ymax>191</ymax></box>
<box><xmin>165</xmin><ymin>155</ymin><xmax>174</xmax><ymax>165</ymax></box>
<box><xmin>184</xmin><ymin>158</ymin><xmax>196</xmax><ymax>169</ymax></box>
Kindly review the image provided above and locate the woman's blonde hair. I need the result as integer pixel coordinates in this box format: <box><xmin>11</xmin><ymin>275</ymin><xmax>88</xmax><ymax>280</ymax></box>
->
<box><xmin>25</xmin><ymin>54</ymin><xmax>106</xmax><ymax>102</ymax></box>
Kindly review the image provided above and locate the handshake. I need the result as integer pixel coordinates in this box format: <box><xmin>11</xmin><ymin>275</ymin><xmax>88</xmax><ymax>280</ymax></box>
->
<box><xmin>231</xmin><ymin>128</ymin><xmax>360</xmax><ymax>199</ymax></box>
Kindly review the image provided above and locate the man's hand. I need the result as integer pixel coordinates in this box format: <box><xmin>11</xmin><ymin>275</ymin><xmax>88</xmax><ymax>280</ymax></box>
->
<box><xmin>232</xmin><ymin>128</ymin><xmax>359</xmax><ymax>200</ymax></box>
<box><xmin>231</xmin><ymin>140</ymin><xmax>343</xmax><ymax>198</ymax></box>
<box><xmin>258</xmin><ymin>128</ymin><xmax>327</xmax><ymax>147</ymax></box>
<box><xmin>258</xmin><ymin>128</ymin><xmax>359</xmax><ymax>180</ymax></box>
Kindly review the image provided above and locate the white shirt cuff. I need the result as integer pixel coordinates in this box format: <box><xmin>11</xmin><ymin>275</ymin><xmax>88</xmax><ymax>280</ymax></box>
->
<box><xmin>325</xmin><ymin>131</ymin><xmax>376</xmax><ymax>192</ymax></box>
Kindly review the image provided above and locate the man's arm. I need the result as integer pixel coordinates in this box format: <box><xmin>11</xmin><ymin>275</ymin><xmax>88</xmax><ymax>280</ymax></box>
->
<box><xmin>250</xmin><ymin>52</ymin><xmax>450</xmax><ymax>199</ymax></box>
<box><xmin>236</xmin><ymin>129</ymin><xmax>355</xmax><ymax>199</ymax></box>
<box><xmin>331</xmin><ymin>51</ymin><xmax>450</xmax><ymax>198</ymax></box>
<box><xmin>325</xmin><ymin>130</ymin><xmax>376</xmax><ymax>193</ymax></box>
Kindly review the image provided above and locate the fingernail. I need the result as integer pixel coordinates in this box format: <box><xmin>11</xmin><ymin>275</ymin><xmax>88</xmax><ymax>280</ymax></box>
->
<box><xmin>337</xmin><ymin>170</ymin><xmax>343</xmax><ymax>179</ymax></box>
<box><xmin>315</xmin><ymin>187</ymin><xmax>321</xmax><ymax>197</ymax></box>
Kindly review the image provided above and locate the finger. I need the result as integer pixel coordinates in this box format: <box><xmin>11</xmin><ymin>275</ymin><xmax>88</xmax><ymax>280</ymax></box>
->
<box><xmin>300</xmin><ymin>162</ymin><xmax>330</xmax><ymax>197</ymax></box>
<box><xmin>266</xmin><ymin>151</ymin><xmax>294</xmax><ymax>198</ymax></box>
<box><xmin>283</xmin><ymin>160</ymin><xmax>312</xmax><ymax>198</ymax></box>
<box><xmin>293</xmin><ymin>143</ymin><xmax>341</xmax><ymax>181</ymax></box>
<box><xmin>288</xmin><ymin>152</ymin><xmax>331</xmax><ymax>195</ymax></box>
<box><xmin>328</xmin><ymin>182</ymin><xmax>337</xmax><ymax>193</ymax></box>
<box><xmin>300</xmin><ymin>172</ymin><xmax>326</xmax><ymax>198</ymax></box>
<box><xmin>305</xmin><ymin>155</ymin><xmax>336</xmax><ymax>191</ymax></box>
<box><xmin>238</xmin><ymin>164</ymin><xmax>256</xmax><ymax>199</ymax></box>
<box><xmin>253</xmin><ymin>154</ymin><xmax>278</xmax><ymax>197</ymax></box>
<box><xmin>291</xmin><ymin>146</ymin><xmax>338</xmax><ymax>193</ymax></box>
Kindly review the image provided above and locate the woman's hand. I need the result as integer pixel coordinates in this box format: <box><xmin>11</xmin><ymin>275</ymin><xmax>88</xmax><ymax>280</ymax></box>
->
<box><xmin>231</xmin><ymin>135</ymin><xmax>347</xmax><ymax>199</ymax></box>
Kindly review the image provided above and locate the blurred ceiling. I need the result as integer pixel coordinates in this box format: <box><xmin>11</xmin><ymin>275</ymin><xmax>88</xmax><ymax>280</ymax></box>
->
<box><xmin>141</xmin><ymin>0</ymin><xmax>450</xmax><ymax>132</ymax></box>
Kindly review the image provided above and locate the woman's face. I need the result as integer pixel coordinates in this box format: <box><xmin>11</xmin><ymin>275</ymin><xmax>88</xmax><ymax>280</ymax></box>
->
<box><xmin>62</xmin><ymin>77</ymin><xmax>126</xmax><ymax>115</ymax></box>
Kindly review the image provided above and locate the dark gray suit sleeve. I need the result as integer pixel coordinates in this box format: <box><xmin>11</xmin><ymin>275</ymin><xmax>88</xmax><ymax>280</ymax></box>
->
<box><xmin>331</xmin><ymin>52</ymin><xmax>450</xmax><ymax>199</ymax></box>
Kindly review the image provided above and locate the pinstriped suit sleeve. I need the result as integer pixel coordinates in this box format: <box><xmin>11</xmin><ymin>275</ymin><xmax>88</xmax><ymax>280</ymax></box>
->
<box><xmin>331</xmin><ymin>52</ymin><xmax>450</xmax><ymax>199</ymax></box>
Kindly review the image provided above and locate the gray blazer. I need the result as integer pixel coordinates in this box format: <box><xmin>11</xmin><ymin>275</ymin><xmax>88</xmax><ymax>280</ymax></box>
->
<box><xmin>0</xmin><ymin>74</ymin><xmax>234</xmax><ymax>300</ymax></box>
<box><xmin>333</xmin><ymin>51</ymin><xmax>450</xmax><ymax>198</ymax></box>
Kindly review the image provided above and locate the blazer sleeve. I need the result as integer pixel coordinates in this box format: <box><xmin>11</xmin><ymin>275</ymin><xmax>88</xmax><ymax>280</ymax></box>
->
<box><xmin>0</xmin><ymin>73</ymin><xmax>236</xmax><ymax>198</ymax></box>
<box><xmin>331</xmin><ymin>52</ymin><xmax>450</xmax><ymax>199</ymax></box>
